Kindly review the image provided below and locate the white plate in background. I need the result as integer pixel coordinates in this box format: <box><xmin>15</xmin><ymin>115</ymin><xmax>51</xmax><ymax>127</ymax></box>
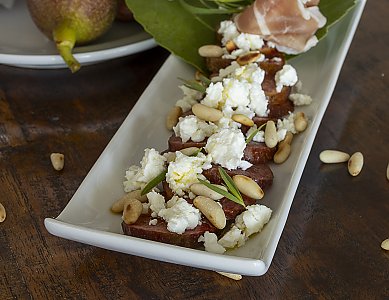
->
<box><xmin>44</xmin><ymin>0</ymin><xmax>366</xmax><ymax>276</ymax></box>
<box><xmin>0</xmin><ymin>0</ymin><xmax>156</xmax><ymax>69</ymax></box>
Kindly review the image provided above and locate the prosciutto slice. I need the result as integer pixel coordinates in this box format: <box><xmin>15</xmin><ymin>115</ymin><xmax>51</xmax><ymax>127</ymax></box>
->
<box><xmin>235</xmin><ymin>0</ymin><xmax>326</xmax><ymax>54</ymax></box>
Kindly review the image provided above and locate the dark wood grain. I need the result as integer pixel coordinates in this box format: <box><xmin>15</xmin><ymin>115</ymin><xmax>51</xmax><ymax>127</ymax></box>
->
<box><xmin>0</xmin><ymin>1</ymin><xmax>388</xmax><ymax>299</ymax></box>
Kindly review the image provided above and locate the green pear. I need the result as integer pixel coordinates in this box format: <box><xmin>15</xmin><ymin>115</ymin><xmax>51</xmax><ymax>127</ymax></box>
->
<box><xmin>27</xmin><ymin>0</ymin><xmax>118</xmax><ymax>72</ymax></box>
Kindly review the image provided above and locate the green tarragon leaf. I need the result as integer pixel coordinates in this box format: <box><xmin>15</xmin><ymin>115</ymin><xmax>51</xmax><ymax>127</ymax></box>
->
<box><xmin>141</xmin><ymin>170</ymin><xmax>167</xmax><ymax>196</ymax></box>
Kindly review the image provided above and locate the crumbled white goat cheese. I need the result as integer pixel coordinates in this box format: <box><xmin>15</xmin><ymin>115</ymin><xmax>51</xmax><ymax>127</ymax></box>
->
<box><xmin>246</xmin><ymin>125</ymin><xmax>265</xmax><ymax>143</ymax></box>
<box><xmin>158</xmin><ymin>196</ymin><xmax>201</xmax><ymax>234</ymax></box>
<box><xmin>275</xmin><ymin>65</ymin><xmax>298</xmax><ymax>93</ymax></box>
<box><xmin>149</xmin><ymin>219</ymin><xmax>158</xmax><ymax>226</ymax></box>
<box><xmin>123</xmin><ymin>148</ymin><xmax>166</xmax><ymax>192</ymax></box>
<box><xmin>201</xmin><ymin>82</ymin><xmax>224</xmax><ymax>108</ymax></box>
<box><xmin>175</xmin><ymin>85</ymin><xmax>203</xmax><ymax>112</ymax></box>
<box><xmin>235</xmin><ymin>204</ymin><xmax>272</xmax><ymax>237</ymax></box>
<box><xmin>289</xmin><ymin>93</ymin><xmax>313</xmax><ymax>106</ymax></box>
<box><xmin>218</xmin><ymin>20</ymin><xmax>239</xmax><ymax>45</ymax></box>
<box><xmin>205</xmin><ymin>128</ymin><xmax>251</xmax><ymax>170</ymax></box>
<box><xmin>277</xmin><ymin>112</ymin><xmax>296</xmax><ymax>134</ymax></box>
<box><xmin>217</xmin><ymin>20</ymin><xmax>265</xmax><ymax>59</ymax></box>
<box><xmin>173</xmin><ymin>115</ymin><xmax>217</xmax><ymax>143</ymax></box>
<box><xmin>147</xmin><ymin>191</ymin><xmax>166</xmax><ymax>217</ymax></box>
<box><xmin>198</xmin><ymin>231</ymin><xmax>226</xmax><ymax>254</ymax></box>
<box><xmin>219</xmin><ymin>204</ymin><xmax>272</xmax><ymax>249</ymax></box>
<box><xmin>166</xmin><ymin>151</ymin><xmax>211</xmax><ymax>196</ymax></box>
<box><xmin>218</xmin><ymin>225</ymin><xmax>246</xmax><ymax>249</ymax></box>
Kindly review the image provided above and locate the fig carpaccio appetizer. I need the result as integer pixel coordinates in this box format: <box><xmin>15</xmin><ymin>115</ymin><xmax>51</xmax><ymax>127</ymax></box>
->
<box><xmin>112</xmin><ymin>0</ymin><xmax>326</xmax><ymax>255</ymax></box>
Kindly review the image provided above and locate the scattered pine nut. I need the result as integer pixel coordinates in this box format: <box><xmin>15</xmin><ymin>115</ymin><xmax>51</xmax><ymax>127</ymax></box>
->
<box><xmin>237</xmin><ymin>51</ymin><xmax>261</xmax><ymax>66</ymax></box>
<box><xmin>122</xmin><ymin>198</ymin><xmax>143</xmax><ymax>225</ymax></box>
<box><xmin>225</xmin><ymin>40</ymin><xmax>237</xmax><ymax>52</ymax></box>
<box><xmin>190</xmin><ymin>183</ymin><xmax>226</xmax><ymax>200</ymax></box>
<box><xmin>192</xmin><ymin>103</ymin><xmax>223</xmax><ymax>122</ymax></box>
<box><xmin>274</xmin><ymin>143</ymin><xmax>291</xmax><ymax>164</ymax></box>
<box><xmin>233</xmin><ymin>175</ymin><xmax>264</xmax><ymax>200</ymax></box>
<box><xmin>198</xmin><ymin>45</ymin><xmax>223</xmax><ymax>58</ymax></box>
<box><xmin>50</xmin><ymin>153</ymin><xmax>64</xmax><ymax>171</ymax></box>
<box><xmin>217</xmin><ymin>271</ymin><xmax>242</xmax><ymax>280</ymax></box>
<box><xmin>381</xmin><ymin>238</ymin><xmax>389</xmax><ymax>251</ymax></box>
<box><xmin>264</xmin><ymin>120</ymin><xmax>278</xmax><ymax>148</ymax></box>
<box><xmin>232</xmin><ymin>114</ymin><xmax>254</xmax><ymax>127</ymax></box>
<box><xmin>294</xmin><ymin>112</ymin><xmax>308</xmax><ymax>132</ymax></box>
<box><xmin>0</xmin><ymin>202</ymin><xmax>6</xmax><ymax>223</ymax></box>
<box><xmin>166</xmin><ymin>106</ymin><xmax>182</xmax><ymax>130</ymax></box>
<box><xmin>193</xmin><ymin>196</ymin><xmax>226</xmax><ymax>229</ymax></box>
<box><xmin>348</xmin><ymin>152</ymin><xmax>364</xmax><ymax>176</ymax></box>
<box><xmin>319</xmin><ymin>150</ymin><xmax>350</xmax><ymax>164</ymax></box>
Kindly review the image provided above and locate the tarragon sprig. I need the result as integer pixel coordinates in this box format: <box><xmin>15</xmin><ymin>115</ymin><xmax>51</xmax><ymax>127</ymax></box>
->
<box><xmin>245</xmin><ymin>122</ymin><xmax>266</xmax><ymax>144</ymax></box>
<box><xmin>141</xmin><ymin>170</ymin><xmax>167</xmax><ymax>196</ymax></box>
<box><xmin>198</xmin><ymin>167</ymin><xmax>245</xmax><ymax>207</ymax></box>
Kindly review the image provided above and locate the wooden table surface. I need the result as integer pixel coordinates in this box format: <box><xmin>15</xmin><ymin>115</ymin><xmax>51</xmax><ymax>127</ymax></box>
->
<box><xmin>1</xmin><ymin>1</ymin><xmax>388</xmax><ymax>299</ymax></box>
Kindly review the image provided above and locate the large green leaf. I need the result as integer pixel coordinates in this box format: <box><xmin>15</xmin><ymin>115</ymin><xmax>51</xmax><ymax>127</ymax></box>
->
<box><xmin>126</xmin><ymin>0</ymin><xmax>228</xmax><ymax>72</ymax></box>
<box><xmin>126</xmin><ymin>0</ymin><xmax>356</xmax><ymax>72</ymax></box>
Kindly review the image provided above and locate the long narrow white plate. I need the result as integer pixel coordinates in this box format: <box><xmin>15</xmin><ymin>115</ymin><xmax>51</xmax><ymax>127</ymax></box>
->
<box><xmin>45</xmin><ymin>0</ymin><xmax>366</xmax><ymax>276</ymax></box>
<box><xmin>0</xmin><ymin>0</ymin><xmax>156</xmax><ymax>69</ymax></box>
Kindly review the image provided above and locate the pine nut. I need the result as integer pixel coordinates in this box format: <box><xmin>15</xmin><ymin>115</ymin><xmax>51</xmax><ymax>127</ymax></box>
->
<box><xmin>217</xmin><ymin>271</ymin><xmax>242</xmax><ymax>280</ymax></box>
<box><xmin>274</xmin><ymin>142</ymin><xmax>291</xmax><ymax>164</ymax></box>
<box><xmin>164</xmin><ymin>152</ymin><xmax>176</xmax><ymax>163</ymax></box>
<box><xmin>283</xmin><ymin>131</ymin><xmax>294</xmax><ymax>145</ymax></box>
<box><xmin>0</xmin><ymin>202</ymin><xmax>6</xmax><ymax>223</ymax></box>
<box><xmin>192</xmin><ymin>103</ymin><xmax>223</xmax><ymax>122</ymax></box>
<box><xmin>180</xmin><ymin>147</ymin><xmax>200</xmax><ymax>156</ymax></box>
<box><xmin>232</xmin><ymin>114</ymin><xmax>254</xmax><ymax>127</ymax></box>
<box><xmin>237</xmin><ymin>51</ymin><xmax>261</xmax><ymax>66</ymax></box>
<box><xmin>319</xmin><ymin>150</ymin><xmax>350</xmax><ymax>163</ymax></box>
<box><xmin>264</xmin><ymin>120</ymin><xmax>277</xmax><ymax>148</ymax></box>
<box><xmin>198</xmin><ymin>45</ymin><xmax>224</xmax><ymax>58</ymax></box>
<box><xmin>225</xmin><ymin>40</ymin><xmax>237</xmax><ymax>52</ymax></box>
<box><xmin>111</xmin><ymin>190</ymin><xmax>147</xmax><ymax>213</ymax></box>
<box><xmin>381</xmin><ymin>238</ymin><xmax>389</xmax><ymax>251</ymax></box>
<box><xmin>294</xmin><ymin>112</ymin><xmax>308</xmax><ymax>132</ymax></box>
<box><xmin>190</xmin><ymin>183</ymin><xmax>227</xmax><ymax>200</ymax></box>
<box><xmin>50</xmin><ymin>153</ymin><xmax>64</xmax><ymax>171</ymax></box>
<box><xmin>166</xmin><ymin>106</ymin><xmax>182</xmax><ymax>130</ymax></box>
<box><xmin>193</xmin><ymin>196</ymin><xmax>226</xmax><ymax>229</ymax></box>
<box><xmin>348</xmin><ymin>152</ymin><xmax>363</xmax><ymax>176</ymax></box>
<box><xmin>122</xmin><ymin>198</ymin><xmax>143</xmax><ymax>224</ymax></box>
<box><xmin>232</xmin><ymin>175</ymin><xmax>264</xmax><ymax>200</ymax></box>
<box><xmin>128</xmin><ymin>189</ymin><xmax>148</xmax><ymax>203</ymax></box>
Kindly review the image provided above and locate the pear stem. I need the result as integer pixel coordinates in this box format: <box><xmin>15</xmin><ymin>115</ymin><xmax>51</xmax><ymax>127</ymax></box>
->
<box><xmin>53</xmin><ymin>24</ymin><xmax>80</xmax><ymax>73</ymax></box>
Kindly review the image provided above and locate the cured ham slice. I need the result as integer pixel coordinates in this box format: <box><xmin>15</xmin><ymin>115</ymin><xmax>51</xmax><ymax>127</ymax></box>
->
<box><xmin>235</xmin><ymin>0</ymin><xmax>326</xmax><ymax>54</ymax></box>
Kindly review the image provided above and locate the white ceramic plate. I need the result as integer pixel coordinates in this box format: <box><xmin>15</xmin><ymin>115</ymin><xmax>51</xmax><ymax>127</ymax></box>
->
<box><xmin>0</xmin><ymin>0</ymin><xmax>156</xmax><ymax>69</ymax></box>
<box><xmin>45</xmin><ymin>1</ymin><xmax>366</xmax><ymax>276</ymax></box>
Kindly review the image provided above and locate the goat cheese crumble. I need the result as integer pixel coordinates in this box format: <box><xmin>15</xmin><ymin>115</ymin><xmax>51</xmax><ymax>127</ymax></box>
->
<box><xmin>275</xmin><ymin>65</ymin><xmax>298</xmax><ymax>93</ymax></box>
<box><xmin>205</xmin><ymin>128</ymin><xmax>251</xmax><ymax>170</ymax></box>
<box><xmin>166</xmin><ymin>151</ymin><xmax>211</xmax><ymax>196</ymax></box>
<box><xmin>173</xmin><ymin>115</ymin><xmax>217</xmax><ymax>143</ymax></box>
<box><xmin>158</xmin><ymin>196</ymin><xmax>201</xmax><ymax>234</ymax></box>
<box><xmin>123</xmin><ymin>148</ymin><xmax>166</xmax><ymax>192</ymax></box>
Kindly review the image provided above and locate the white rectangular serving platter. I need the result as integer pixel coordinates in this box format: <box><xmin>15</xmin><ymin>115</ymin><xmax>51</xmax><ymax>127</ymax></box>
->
<box><xmin>45</xmin><ymin>0</ymin><xmax>366</xmax><ymax>276</ymax></box>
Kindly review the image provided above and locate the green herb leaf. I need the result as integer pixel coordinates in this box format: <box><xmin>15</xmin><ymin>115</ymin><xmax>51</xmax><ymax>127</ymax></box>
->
<box><xmin>178</xmin><ymin>77</ymin><xmax>207</xmax><ymax>93</ymax></box>
<box><xmin>141</xmin><ymin>170</ymin><xmax>167</xmax><ymax>196</ymax></box>
<box><xmin>218</xmin><ymin>167</ymin><xmax>244</xmax><ymax>204</ymax></box>
<box><xmin>245</xmin><ymin>122</ymin><xmax>266</xmax><ymax>144</ymax></box>
<box><xmin>198</xmin><ymin>178</ymin><xmax>245</xmax><ymax>207</ymax></box>
<box><xmin>126</xmin><ymin>0</ymin><xmax>356</xmax><ymax>72</ymax></box>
